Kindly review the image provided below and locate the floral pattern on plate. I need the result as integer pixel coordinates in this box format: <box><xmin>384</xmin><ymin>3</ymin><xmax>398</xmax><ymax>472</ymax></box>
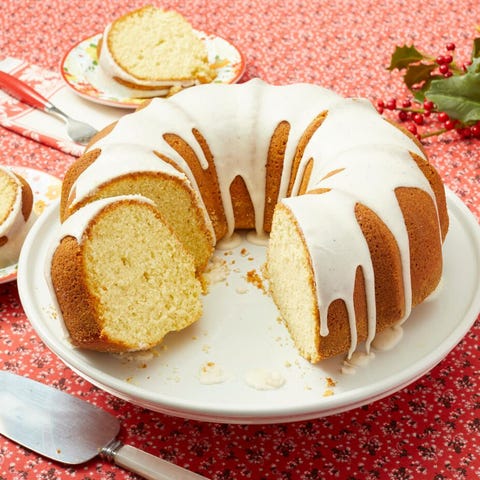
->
<box><xmin>61</xmin><ymin>32</ymin><xmax>246</xmax><ymax>108</ymax></box>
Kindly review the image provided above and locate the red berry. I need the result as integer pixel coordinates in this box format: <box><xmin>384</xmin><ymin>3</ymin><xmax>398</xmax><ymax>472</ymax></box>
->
<box><xmin>457</xmin><ymin>127</ymin><xmax>472</xmax><ymax>138</ymax></box>
<box><xmin>407</xmin><ymin>124</ymin><xmax>417</xmax><ymax>135</ymax></box>
<box><xmin>439</xmin><ymin>64</ymin><xmax>449</xmax><ymax>74</ymax></box>
<box><xmin>401</xmin><ymin>99</ymin><xmax>412</xmax><ymax>108</ymax></box>
<box><xmin>446</xmin><ymin>42</ymin><xmax>456</xmax><ymax>51</ymax></box>
<box><xmin>377</xmin><ymin>100</ymin><xmax>385</xmax><ymax>108</ymax></box>
<box><xmin>386</xmin><ymin>99</ymin><xmax>397</xmax><ymax>110</ymax></box>
<box><xmin>443</xmin><ymin>54</ymin><xmax>453</xmax><ymax>64</ymax></box>
<box><xmin>471</xmin><ymin>124</ymin><xmax>480</xmax><ymax>137</ymax></box>
<box><xmin>444</xmin><ymin>71</ymin><xmax>453</xmax><ymax>78</ymax></box>
<box><xmin>438</xmin><ymin>112</ymin><xmax>449</xmax><ymax>123</ymax></box>
<box><xmin>423</xmin><ymin>100</ymin><xmax>434</xmax><ymax>111</ymax></box>
<box><xmin>398</xmin><ymin>110</ymin><xmax>408</xmax><ymax>122</ymax></box>
<box><xmin>413</xmin><ymin>113</ymin><xmax>424</xmax><ymax>125</ymax></box>
<box><xmin>445</xmin><ymin>120</ymin><xmax>456</xmax><ymax>130</ymax></box>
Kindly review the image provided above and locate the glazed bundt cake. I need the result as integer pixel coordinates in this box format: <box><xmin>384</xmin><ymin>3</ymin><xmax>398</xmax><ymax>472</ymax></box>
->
<box><xmin>0</xmin><ymin>166</ymin><xmax>36</xmax><ymax>268</ymax></box>
<box><xmin>52</xmin><ymin>79</ymin><xmax>448</xmax><ymax>361</ymax></box>
<box><xmin>49</xmin><ymin>195</ymin><xmax>202</xmax><ymax>352</ymax></box>
<box><xmin>98</xmin><ymin>5</ymin><xmax>216</xmax><ymax>98</ymax></box>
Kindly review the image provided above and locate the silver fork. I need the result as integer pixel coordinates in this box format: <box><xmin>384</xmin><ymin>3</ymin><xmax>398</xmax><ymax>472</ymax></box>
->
<box><xmin>0</xmin><ymin>70</ymin><xmax>98</xmax><ymax>145</ymax></box>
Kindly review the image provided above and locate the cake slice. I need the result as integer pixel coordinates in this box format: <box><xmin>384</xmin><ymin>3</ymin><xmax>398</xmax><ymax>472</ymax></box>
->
<box><xmin>0</xmin><ymin>166</ymin><xmax>35</xmax><ymax>268</ymax></box>
<box><xmin>98</xmin><ymin>5</ymin><xmax>216</xmax><ymax>94</ymax></box>
<box><xmin>49</xmin><ymin>195</ymin><xmax>202</xmax><ymax>352</ymax></box>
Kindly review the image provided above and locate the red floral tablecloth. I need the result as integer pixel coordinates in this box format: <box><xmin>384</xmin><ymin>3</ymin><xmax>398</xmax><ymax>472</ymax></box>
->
<box><xmin>1</xmin><ymin>1</ymin><xmax>479</xmax><ymax>479</ymax></box>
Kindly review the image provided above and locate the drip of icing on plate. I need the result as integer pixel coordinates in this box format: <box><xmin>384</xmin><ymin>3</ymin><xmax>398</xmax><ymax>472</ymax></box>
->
<box><xmin>244</xmin><ymin>368</ymin><xmax>285</xmax><ymax>390</ymax></box>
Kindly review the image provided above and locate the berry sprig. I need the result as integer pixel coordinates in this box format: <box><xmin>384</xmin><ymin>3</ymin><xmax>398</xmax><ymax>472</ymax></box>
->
<box><xmin>379</xmin><ymin>38</ymin><xmax>480</xmax><ymax>140</ymax></box>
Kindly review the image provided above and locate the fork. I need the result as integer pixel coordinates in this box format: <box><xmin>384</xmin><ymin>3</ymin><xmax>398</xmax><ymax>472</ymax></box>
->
<box><xmin>0</xmin><ymin>70</ymin><xmax>98</xmax><ymax>145</ymax></box>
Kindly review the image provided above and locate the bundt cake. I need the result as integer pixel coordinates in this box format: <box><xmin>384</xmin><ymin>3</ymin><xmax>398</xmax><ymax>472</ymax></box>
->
<box><xmin>49</xmin><ymin>195</ymin><xmax>202</xmax><ymax>352</ymax></box>
<box><xmin>0</xmin><ymin>166</ymin><xmax>36</xmax><ymax>268</ymax></box>
<box><xmin>53</xmin><ymin>79</ymin><xmax>449</xmax><ymax>362</ymax></box>
<box><xmin>98</xmin><ymin>5</ymin><xmax>217</xmax><ymax>98</ymax></box>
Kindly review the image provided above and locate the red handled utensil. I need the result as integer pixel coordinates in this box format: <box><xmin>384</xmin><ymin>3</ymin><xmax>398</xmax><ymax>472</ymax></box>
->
<box><xmin>0</xmin><ymin>70</ymin><xmax>97</xmax><ymax>145</ymax></box>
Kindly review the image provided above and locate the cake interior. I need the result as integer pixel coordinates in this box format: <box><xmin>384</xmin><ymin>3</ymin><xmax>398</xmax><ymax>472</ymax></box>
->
<box><xmin>267</xmin><ymin>203</ymin><xmax>320</xmax><ymax>361</ymax></box>
<box><xmin>108</xmin><ymin>6</ymin><xmax>211</xmax><ymax>81</ymax></box>
<box><xmin>80</xmin><ymin>202</ymin><xmax>201</xmax><ymax>349</ymax></box>
<box><xmin>73</xmin><ymin>172</ymin><xmax>214</xmax><ymax>272</ymax></box>
<box><xmin>0</xmin><ymin>170</ymin><xmax>16</xmax><ymax>225</ymax></box>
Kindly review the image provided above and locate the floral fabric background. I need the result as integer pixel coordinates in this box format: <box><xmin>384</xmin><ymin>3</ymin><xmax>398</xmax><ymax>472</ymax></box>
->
<box><xmin>0</xmin><ymin>1</ymin><xmax>479</xmax><ymax>479</ymax></box>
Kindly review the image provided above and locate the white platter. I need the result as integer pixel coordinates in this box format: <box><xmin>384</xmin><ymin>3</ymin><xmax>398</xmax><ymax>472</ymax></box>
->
<box><xmin>17</xmin><ymin>190</ymin><xmax>480</xmax><ymax>424</ymax></box>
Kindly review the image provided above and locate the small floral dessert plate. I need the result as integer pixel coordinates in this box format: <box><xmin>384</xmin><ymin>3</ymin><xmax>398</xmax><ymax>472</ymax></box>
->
<box><xmin>61</xmin><ymin>32</ymin><xmax>246</xmax><ymax>109</ymax></box>
<box><xmin>0</xmin><ymin>166</ymin><xmax>61</xmax><ymax>284</ymax></box>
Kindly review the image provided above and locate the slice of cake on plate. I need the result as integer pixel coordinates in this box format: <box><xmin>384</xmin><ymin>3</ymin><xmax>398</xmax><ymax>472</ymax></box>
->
<box><xmin>0</xmin><ymin>166</ymin><xmax>36</xmax><ymax>268</ymax></box>
<box><xmin>98</xmin><ymin>5</ymin><xmax>217</xmax><ymax>97</ymax></box>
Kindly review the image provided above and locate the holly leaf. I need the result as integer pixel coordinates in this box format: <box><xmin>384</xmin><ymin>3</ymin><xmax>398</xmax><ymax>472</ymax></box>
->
<box><xmin>472</xmin><ymin>37</ymin><xmax>480</xmax><ymax>58</ymax></box>
<box><xmin>409</xmin><ymin>75</ymin><xmax>443</xmax><ymax>103</ymax></box>
<box><xmin>466</xmin><ymin>56</ymin><xmax>480</xmax><ymax>73</ymax></box>
<box><xmin>387</xmin><ymin>45</ymin><xmax>429</xmax><ymax>71</ymax></box>
<box><xmin>403</xmin><ymin>63</ymin><xmax>437</xmax><ymax>89</ymax></box>
<box><xmin>425</xmin><ymin>71</ymin><xmax>480</xmax><ymax>123</ymax></box>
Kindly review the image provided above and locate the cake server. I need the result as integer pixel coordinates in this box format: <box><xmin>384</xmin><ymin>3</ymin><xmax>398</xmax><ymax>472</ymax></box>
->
<box><xmin>0</xmin><ymin>70</ymin><xmax>97</xmax><ymax>145</ymax></box>
<box><xmin>0</xmin><ymin>371</ymin><xmax>209</xmax><ymax>480</ymax></box>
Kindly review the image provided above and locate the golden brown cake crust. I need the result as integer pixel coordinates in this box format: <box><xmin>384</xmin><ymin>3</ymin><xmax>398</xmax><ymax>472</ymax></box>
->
<box><xmin>317</xmin><ymin>266</ymin><xmax>368</xmax><ymax>360</ymax></box>
<box><xmin>51</xmin><ymin>235</ymin><xmax>129</xmax><ymax>351</ymax></box>
<box><xmin>396</xmin><ymin>186</ymin><xmax>443</xmax><ymax>306</ymax></box>
<box><xmin>264</xmin><ymin>121</ymin><xmax>289</xmax><ymax>232</ymax></box>
<box><xmin>355</xmin><ymin>202</ymin><xmax>405</xmax><ymax>328</ymax></box>
<box><xmin>409</xmin><ymin>152</ymin><xmax>449</xmax><ymax>240</ymax></box>
<box><xmin>13</xmin><ymin>173</ymin><xmax>33</xmax><ymax>221</ymax></box>
<box><xmin>287</xmin><ymin>112</ymin><xmax>327</xmax><ymax>196</ymax></box>
<box><xmin>60</xmin><ymin>149</ymin><xmax>102</xmax><ymax>222</ymax></box>
<box><xmin>164</xmin><ymin>130</ymin><xmax>229</xmax><ymax>240</ymax></box>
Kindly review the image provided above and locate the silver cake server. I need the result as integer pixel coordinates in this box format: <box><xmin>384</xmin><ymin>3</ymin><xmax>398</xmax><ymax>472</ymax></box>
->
<box><xmin>0</xmin><ymin>70</ymin><xmax>98</xmax><ymax>145</ymax></box>
<box><xmin>0</xmin><ymin>371</ymin><xmax>209</xmax><ymax>480</ymax></box>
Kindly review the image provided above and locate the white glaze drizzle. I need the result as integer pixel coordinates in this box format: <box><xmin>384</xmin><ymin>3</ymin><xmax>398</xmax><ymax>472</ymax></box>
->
<box><xmin>67</xmin><ymin>79</ymin><xmax>442</xmax><ymax>359</ymax></box>
<box><xmin>371</xmin><ymin>325</ymin><xmax>404</xmax><ymax>351</ymax></box>
<box><xmin>244</xmin><ymin>368</ymin><xmax>285</xmax><ymax>390</ymax></box>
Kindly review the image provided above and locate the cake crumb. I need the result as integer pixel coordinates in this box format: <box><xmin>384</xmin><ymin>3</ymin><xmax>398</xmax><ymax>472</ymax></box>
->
<box><xmin>323</xmin><ymin>389</ymin><xmax>334</xmax><ymax>397</ymax></box>
<box><xmin>201</xmin><ymin>255</ymin><xmax>230</xmax><ymax>289</ymax></box>
<box><xmin>246</xmin><ymin>269</ymin><xmax>267</xmax><ymax>294</ymax></box>
<box><xmin>326</xmin><ymin>376</ymin><xmax>337</xmax><ymax>387</ymax></box>
<box><xmin>260</xmin><ymin>262</ymin><xmax>269</xmax><ymax>279</ymax></box>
